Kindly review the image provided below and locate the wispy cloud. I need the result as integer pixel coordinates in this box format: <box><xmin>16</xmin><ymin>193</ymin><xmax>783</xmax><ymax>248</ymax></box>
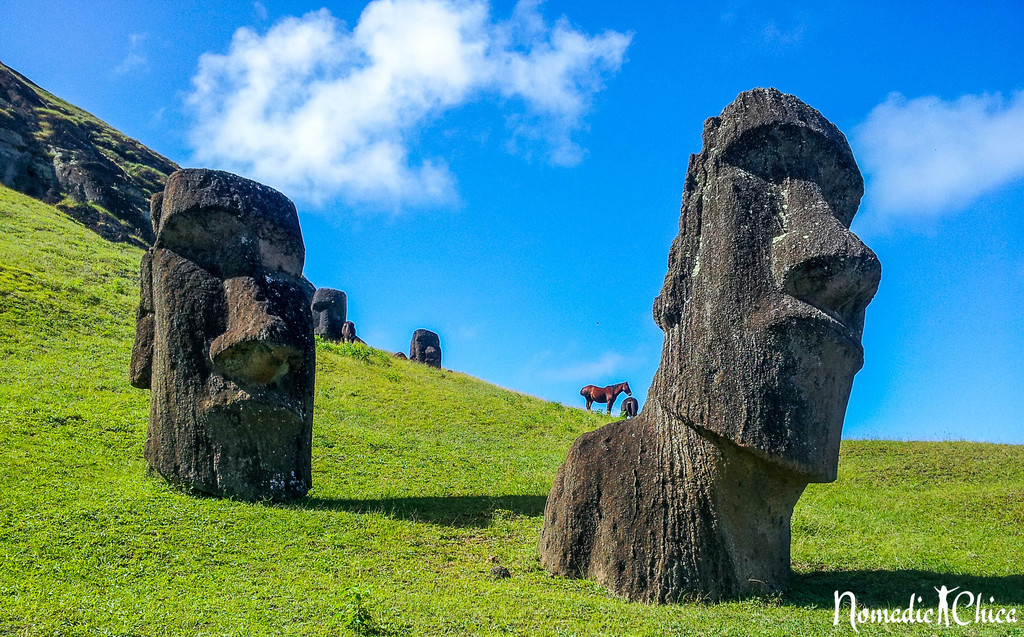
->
<box><xmin>761</xmin><ymin>17</ymin><xmax>806</xmax><ymax>47</ymax></box>
<box><xmin>114</xmin><ymin>33</ymin><xmax>149</xmax><ymax>75</ymax></box>
<box><xmin>854</xmin><ymin>91</ymin><xmax>1024</xmax><ymax>217</ymax></box>
<box><xmin>454</xmin><ymin>324</ymin><xmax>480</xmax><ymax>341</ymax></box>
<box><xmin>186</xmin><ymin>0</ymin><xmax>631</xmax><ymax>209</ymax></box>
<box><xmin>718</xmin><ymin>2</ymin><xmax>808</xmax><ymax>52</ymax></box>
<box><xmin>538</xmin><ymin>351</ymin><xmax>633</xmax><ymax>383</ymax></box>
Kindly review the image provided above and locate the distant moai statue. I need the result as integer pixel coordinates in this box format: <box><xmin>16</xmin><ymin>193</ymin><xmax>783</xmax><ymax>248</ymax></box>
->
<box><xmin>410</xmin><ymin>329</ymin><xmax>442</xmax><ymax>368</ymax></box>
<box><xmin>620</xmin><ymin>396</ymin><xmax>639</xmax><ymax>418</ymax></box>
<box><xmin>311</xmin><ymin>288</ymin><xmax>347</xmax><ymax>341</ymax></box>
<box><xmin>130</xmin><ymin>169</ymin><xmax>316</xmax><ymax>501</ymax></box>
<box><xmin>539</xmin><ymin>88</ymin><xmax>882</xmax><ymax>601</ymax></box>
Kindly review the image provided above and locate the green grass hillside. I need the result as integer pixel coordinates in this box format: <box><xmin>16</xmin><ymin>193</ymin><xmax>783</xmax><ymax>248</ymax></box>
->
<box><xmin>1</xmin><ymin>183</ymin><xmax>1023</xmax><ymax>636</ymax></box>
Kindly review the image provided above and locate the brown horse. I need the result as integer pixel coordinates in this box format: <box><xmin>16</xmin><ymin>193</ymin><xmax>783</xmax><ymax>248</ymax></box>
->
<box><xmin>580</xmin><ymin>381</ymin><xmax>632</xmax><ymax>414</ymax></box>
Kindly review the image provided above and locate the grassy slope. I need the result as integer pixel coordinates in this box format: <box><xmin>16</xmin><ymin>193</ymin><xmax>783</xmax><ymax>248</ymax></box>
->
<box><xmin>0</xmin><ymin>183</ymin><xmax>1022</xmax><ymax>636</ymax></box>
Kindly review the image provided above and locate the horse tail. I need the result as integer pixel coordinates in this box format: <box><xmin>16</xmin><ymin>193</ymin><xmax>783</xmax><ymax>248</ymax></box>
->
<box><xmin>580</xmin><ymin>386</ymin><xmax>587</xmax><ymax>397</ymax></box>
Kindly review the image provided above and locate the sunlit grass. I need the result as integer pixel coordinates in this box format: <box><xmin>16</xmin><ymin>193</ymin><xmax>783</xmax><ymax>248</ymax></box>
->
<box><xmin>2</xmin><ymin>184</ymin><xmax>1023</xmax><ymax>635</ymax></box>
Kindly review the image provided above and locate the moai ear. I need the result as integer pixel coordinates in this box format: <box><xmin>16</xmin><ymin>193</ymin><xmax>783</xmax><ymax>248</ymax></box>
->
<box><xmin>149</xmin><ymin>191</ymin><xmax>163</xmax><ymax>236</ymax></box>
<box><xmin>129</xmin><ymin>249</ymin><xmax>155</xmax><ymax>389</ymax></box>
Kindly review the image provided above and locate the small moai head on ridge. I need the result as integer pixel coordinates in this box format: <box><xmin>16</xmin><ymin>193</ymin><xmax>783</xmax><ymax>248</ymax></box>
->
<box><xmin>410</xmin><ymin>329</ymin><xmax>442</xmax><ymax>368</ymax></box>
<box><xmin>311</xmin><ymin>288</ymin><xmax>348</xmax><ymax>341</ymax></box>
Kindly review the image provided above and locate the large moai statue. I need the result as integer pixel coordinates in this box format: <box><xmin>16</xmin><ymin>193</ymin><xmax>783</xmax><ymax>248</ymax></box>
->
<box><xmin>129</xmin><ymin>168</ymin><xmax>316</xmax><ymax>501</ymax></box>
<box><xmin>410</xmin><ymin>329</ymin><xmax>442</xmax><ymax>368</ymax></box>
<box><xmin>539</xmin><ymin>88</ymin><xmax>882</xmax><ymax>602</ymax></box>
<box><xmin>311</xmin><ymin>288</ymin><xmax>348</xmax><ymax>341</ymax></box>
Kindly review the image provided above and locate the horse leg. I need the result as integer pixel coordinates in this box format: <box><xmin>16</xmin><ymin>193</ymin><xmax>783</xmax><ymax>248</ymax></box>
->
<box><xmin>585</xmin><ymin>398</ymin><xmax>593</xmax><ymax>412</ymax></box>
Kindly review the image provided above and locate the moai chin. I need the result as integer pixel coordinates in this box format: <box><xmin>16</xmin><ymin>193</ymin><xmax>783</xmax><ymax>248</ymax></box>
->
<box><xmin>539</xmin><ymin>88</ymin><xmax>882</xmax><ymax>602</ymax></box>
<box><xmin>311</xmin><ymin>288</ymin><xmax>348</xmax><ymax>341</ymax></box>
<box><xmin>130</xmin><ymin>168</ymin><xmax>316</xmax><ymax>501</ymax></box>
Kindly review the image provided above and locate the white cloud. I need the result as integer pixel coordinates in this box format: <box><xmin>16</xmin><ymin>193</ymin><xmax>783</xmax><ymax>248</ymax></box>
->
<box><xmin>854</xmin><ymin>91</ymin><xmax>1024</xmax><ymax>217</ymax></box>
<box><xmin>186</xmin><ymin>1</ymin><xmax>630</xmax><ymax>209</ymax></box>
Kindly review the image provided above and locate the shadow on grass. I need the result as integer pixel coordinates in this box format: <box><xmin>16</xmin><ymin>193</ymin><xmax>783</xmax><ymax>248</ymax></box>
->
<box><xmin>288</xmin><ymin>494</ymin><xmax>548</xmax><ymax>527</ymax></box>
<box><xmin>787</xmin><ymin>570</ymin><xmax>1024</xmax><ymax>608</ymax></box>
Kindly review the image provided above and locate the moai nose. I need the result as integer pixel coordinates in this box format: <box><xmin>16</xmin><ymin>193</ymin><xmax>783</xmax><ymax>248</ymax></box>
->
<box><xmin>771</xmin><ymin>212</ymin><xmax>881</xmax><ymax>335</ymax></box>
<box><xmin>209</xmin><ymin>276</ymin><xmax>304</xmax><ymax>384</ymax></box>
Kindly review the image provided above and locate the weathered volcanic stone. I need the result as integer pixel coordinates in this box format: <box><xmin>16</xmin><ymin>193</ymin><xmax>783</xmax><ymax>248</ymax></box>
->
<box><xmin>490</xmin><ymin>565</ymin><xmax>512</xmax><ymax>580</ymax></box>
<box><xmin>129</xmin><ymin>168</ymin><xmax>316</xmax><ymax>501</ymax></box>
<box><xmin>311</xmin><ymin>288</ymin><xmax>348</xmax><ymax>341</ymax></box>
<box><xmin>539</xmin><ymin>88</ymin><xmax>882</xmax><ymax>602</ymax></box>
<box><xmin>410</xmin><ymin>329</ymin><xmax>442</xmax><ymax>368</ymax></box>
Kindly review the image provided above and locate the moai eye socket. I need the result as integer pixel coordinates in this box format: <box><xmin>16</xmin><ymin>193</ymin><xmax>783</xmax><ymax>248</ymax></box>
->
<box><xmin>156</xmin><ymin>207</ymin><xmax>256</xmax><ymax>276</ymax></box>
<box><xmin>257</xmin><ymin>220</ymin><xmax>305</xmax><ymax>278</ymax></box>
<box><xmin>722</xmin><ymin>124</ymin><xmax>862</xmax><ymax>228</ymax></box>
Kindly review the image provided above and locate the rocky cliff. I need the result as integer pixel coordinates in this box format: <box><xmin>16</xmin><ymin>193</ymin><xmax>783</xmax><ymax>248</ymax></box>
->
<box><xmin>0</xmin><ymin>61</ymin><xmax>178</xmax><ymax>246</ymax></box>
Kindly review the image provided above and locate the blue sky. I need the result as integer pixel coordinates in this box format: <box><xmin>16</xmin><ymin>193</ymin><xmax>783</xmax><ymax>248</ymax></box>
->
<box><xmin>3</xmin><ymin>0</ymin><xmax>1022</xmax><ymax>442</ymax></box>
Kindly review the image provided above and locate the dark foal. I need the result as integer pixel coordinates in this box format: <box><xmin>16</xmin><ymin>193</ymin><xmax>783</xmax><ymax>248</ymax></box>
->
<box><xmin>620</xmin><ymin>396</ymin><xmax>639</xmax><ymax>418</ymax></box>
<box><xmin>580</xmin><ymin>381</ymin><xmax>632</xmax><ymax>414</ymax></box>
<box><xmin>341</xmin><ymin>321</ymin><xmax>357</xmax><ymax>343</ymax></box>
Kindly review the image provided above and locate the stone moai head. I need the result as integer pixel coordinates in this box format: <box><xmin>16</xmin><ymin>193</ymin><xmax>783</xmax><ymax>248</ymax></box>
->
<box><xmin>410</xmin><ymin>329</ymin><xmax>441</xmax><ymax>368</ymax></box>
<box><xmin>539</xmin><ymin>89</ymin><xmax>881</xmax><ymax>602</ymax></box>
<box><xmin>129</xmin><ymin>168</ymin><xmax>315</xmax><ymax>501</ymax></box>
<box><xmin>652</xmin><ymin>87</ymin><xmax>881</xmax><ymax>482</ymax></box>
<box><xmin>311</xmin><ymin>288</ymin><xmax>348</xmax><ymax>341</ymax></box>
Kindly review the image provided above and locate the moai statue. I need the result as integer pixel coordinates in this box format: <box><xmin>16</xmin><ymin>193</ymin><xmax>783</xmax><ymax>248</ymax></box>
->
<box><xmin>129</xmin><ymin>168</ymin><xmax>316</xmax><ymax>501</ymax></box>
<box><xmin>539</xmin><ymin>88</ymin><xmax>882</xmax><ymax>602</ymax></box>
<box><xmin>311</xmin><ymin>288</ymin><xmax>348</xmax><ymax>341</ymax></box>
<box><xmin>410</xmin><ymin>329</ymin><xmax>442</xmax><ymax>368</ymax></box>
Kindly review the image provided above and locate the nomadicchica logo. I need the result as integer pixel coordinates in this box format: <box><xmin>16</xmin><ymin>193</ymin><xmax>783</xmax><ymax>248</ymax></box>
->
<box><xmin>834</xmin><ymin>587</ymin><xmax>1019</xmax><ymax>631</ymax></box>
